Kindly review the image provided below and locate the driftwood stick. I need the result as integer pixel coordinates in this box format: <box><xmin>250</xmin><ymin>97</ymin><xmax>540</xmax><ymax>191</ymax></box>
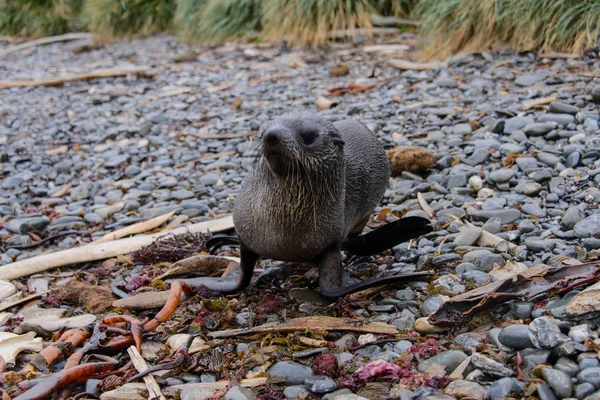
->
<box><xmin>208</xmin><ymin>316</ymin><xmax>398</xmax><ymax>338</ymax></box>
<box><xmin>522</xmin><ymin>95</ymin><xmax>557</xmax><ymax>111</ymax></box>
<box><xmin>0</xmin><ymin>216</ymin><xmax>234</xmax><ymax>281</ymax></box>
<box><xmin>94</xmin><ymin>210</ymin><xmax>176</xmax><ymax>244</ymax></box>
<box><xmin>127</xmin><ymin>346</ymin><xmax>166</xmax><ymax>400</ymax></box>
<box><xmin>417</xmin><ymin>192</ymin><xmax>436</xmax><ymax>219</ymax></box>
<box><xmin>0</xmin><ymin>291</ymin><xmax>49</xmax><ymax>313</ymax></box>
<box><xmin>169</xmin><ymin>378</ymin><xmax>268</xmax><ymax>392</ymax></box>
<box><xmin>189</xmin><ymin>131</ymin><xmax>258</xmax><ymax>140</ymax></box>
<box><xmin>0</xmin><ymin>32</ymin><xmax>92</xmax><ymax>57</ymax></box>
<box><xmin>0</xmin><ymin>66</ymin><xmax>154</xmax><ymax>89</ymax></box>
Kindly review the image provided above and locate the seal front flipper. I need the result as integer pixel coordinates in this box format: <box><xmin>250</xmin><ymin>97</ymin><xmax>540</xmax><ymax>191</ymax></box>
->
<box><xmin>342</xmin><ymin>216</ymin><xmax>433</xmax><ymax>257</ymax></box>
<box><xmin>167</xmin><ymin>243</ymin><xmax>258</xmax><ymax>293</ymax></box>
<box><xmin>317</xmin><ymin>243</ymin><xmax>431</xmax><ymax>299</ymax></box>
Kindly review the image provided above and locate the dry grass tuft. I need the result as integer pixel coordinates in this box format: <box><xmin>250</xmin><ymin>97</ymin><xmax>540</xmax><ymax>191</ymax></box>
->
<box><xmin>375</xmin><ymin>0</ymin><xmax>419</xmax><ymax>18</ymax></box>
<box><xmin>387</xmin><ymin>146</ymin><xmax>435</xmax><ymax>176</ymax></box>
<box><xmin>417</xmin><ymin>0</ymin><xmax>600</xmax><ymax>60</ymax></box>
<box><xmin>0</xmin><ymin>0</ymin><xmax>85</xmax><ymax>37</ymax></box>
<box><xmin>84</xmin><ymin>0</ymin><xmax>176</xmax><ymax>39</ymax></box>
<box><xmin>175</xmin><ymin>0</ymin><xmax>261</xmax><ymax>44</ymax></box>
<box><xmin>261</xmin><ymin>0</ymin><xmax>374</xmax><ymax>47</ymax></box>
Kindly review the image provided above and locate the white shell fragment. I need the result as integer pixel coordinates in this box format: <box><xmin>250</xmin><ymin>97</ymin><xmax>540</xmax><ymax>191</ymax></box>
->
<box><xmin>166</xmin><ymin>334</ymin><xmax>209</xmax><ymax>355</ymax></box>
<box><xmin>0</xmin><ymin>280</ymin><xmax>17</xmax><ymax>301</ymax></box>
<box><xmin>0</xmin><ymin>331</ymin><xmax>43</xmax><ymax>364</ymax></box>
<box><xmin>20</xmin><ymin>308</ymin><xmax>97</xmax><ymax>332</ymax></box>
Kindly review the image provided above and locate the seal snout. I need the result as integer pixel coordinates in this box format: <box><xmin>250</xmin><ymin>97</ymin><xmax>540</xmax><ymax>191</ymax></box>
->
<box><xmin>263</xmin><ymin>128</ymin><xmax>282</xmax><ymax>148</ymax></box>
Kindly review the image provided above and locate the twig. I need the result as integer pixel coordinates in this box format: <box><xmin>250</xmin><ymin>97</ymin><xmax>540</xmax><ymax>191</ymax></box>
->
<box><xmin>389</xmin><ymin>59</ymin><xmax>443</xmax><ymax>71</ymax></box>
<box><xmin>0</xmin><ymin>291</ymin><xmax>49</xmax><ymax>313</ymax></box>
<box><xmin>522</xmin><ymin>95</ymin><xmax>557</xmax><ymax>110</ymax></box>
<box><xmin>50</xmin><ymin>183</ymin><xmax>72</xmax><ymax>198</ymax></box>
<box><xmin>169</xmin><ymin>377</ymin><xmax>268</xmax><ymax>392</ymax></box>
<box><xmin>0</xmin><ymin>66</ymin><xmax>155</xmax><ymax>89</ymax></box>
<box><xmin>416</xmin><ymin>192</ymin><xmax>435</xmax><ymax>219</ymax></box>
<box><xmin>328</xmin><ymin>27</ymin><xmax>399</xmax><ymax>39</ymax></box>
<box><xmin>208</xmin><ymin>316</ymin><xmax>398</xmax><ymax>338</ymax></box>
<box><xmin>188</xmin><ymin>131</ymin><xmax>258</xmax><ymax>140</ymax></box>
<box><xmin>0</xmin><ymin>33</ymin><xmax>92</xmax><ymax>57</ymax></box>
<box><xmin>370</xmin><ymin>14</ymin><xmax>420</xmax><ymax>28</ymax></box>
<box><xmin>174</xmin><ymin>151</ymin><xmax>235</xmax><ymax>168</ymax></box>
<box><xmin>0</xmin><ymin>215</ymin><xmax>234</xmax><ymax>281</ymax></box>
<box><xmin>127</xmin><ymin>346</ymin><xmax>166</xmax><ymax>400</ymax></box>
<box><xmin>400</xmin><ymin>98</ymin><xmax>453</xmax><ymax>111</ymax></box>
<box><xmin>93</xmin><ymin>211</ymin><xmax>176</xmax><ymax>244</ymax></box>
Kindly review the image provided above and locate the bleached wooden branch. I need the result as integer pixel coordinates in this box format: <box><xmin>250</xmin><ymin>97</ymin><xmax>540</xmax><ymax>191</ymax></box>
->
<box><xmin>0</xmin><ymin>216</ymin><xmax>234</xmax><ymax>281</ymax></box>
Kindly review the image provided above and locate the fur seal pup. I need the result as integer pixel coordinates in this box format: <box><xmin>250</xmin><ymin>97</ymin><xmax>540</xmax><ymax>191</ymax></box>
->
<box><xmin>196</xmin><ymin>111</ymin><xmax>432</xmax><ymax>298</ymax></box>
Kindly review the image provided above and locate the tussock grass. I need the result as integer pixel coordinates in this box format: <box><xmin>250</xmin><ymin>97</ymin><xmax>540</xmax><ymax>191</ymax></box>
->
<box><xmin>375</xmin><ymin>0</ymin><xmax>419</xmax><ymax>18</ymax></box>
<box><xmin>175</xmin><ymin>0</ymin><xmax>261</xmax><ymax>44</ymax></box>
<box><xmin>84</xmin><ymin>0</ymin><xmax>176</xmax><ymax>39</ymax></box>
<box><xmin>0</xmin><ymin>0</ymin><xmax>84</xmax><ymax>37</ymax></box>
<box><xmin>417</xmin><ymin>0</ymin><xmax>600</xmax><ymax>60</ymax></box>
<box><xmin>262</xmin><ymin>0</ymin><xmax>375</xmax><ymax>47</ymax></box>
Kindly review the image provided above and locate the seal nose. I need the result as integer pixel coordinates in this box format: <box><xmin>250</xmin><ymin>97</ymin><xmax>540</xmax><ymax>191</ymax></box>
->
<box><xmin>263</xmin><ymin>129</ymin><xmax>281</xmax><ymax>147</ymax></box>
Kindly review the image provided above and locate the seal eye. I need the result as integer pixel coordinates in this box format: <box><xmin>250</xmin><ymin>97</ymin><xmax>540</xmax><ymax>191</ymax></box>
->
<box><xmin>299</xmin><ymin>130</ymin><xmax>318</xmax><ymax>145</ymax></box>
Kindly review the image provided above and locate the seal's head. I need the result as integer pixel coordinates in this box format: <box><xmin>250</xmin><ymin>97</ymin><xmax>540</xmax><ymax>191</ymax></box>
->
<box><xmin>258</xmin><ymin>111</ymin><xmax>344</xmax><ymax>177</ymax></box>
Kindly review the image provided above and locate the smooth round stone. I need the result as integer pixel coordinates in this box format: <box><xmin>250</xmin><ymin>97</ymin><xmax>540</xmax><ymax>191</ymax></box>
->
<box><xmin>462</xmin><ymin>249</ymin><xmax>504</xmax><ymax>272</ymax></box>
<box><xmin>520</xmin><ymin>349</ymin><xmax>550</xmax><ymax>370</ymax></box>
<box><xmin>305</xmin><ymin>375</ymin><xmax>337</xmax><ymax>393</ymax></box>
<box><xmin>575</xmin><ymin>383</ymin><xmax>595</xmax><ymax>399</ymax></box>
<box><xmin>521</xmin><ymin>204</ymin><xmax>546</xmax><ymax>217</ymax></box>
<box><xmin>453</xmin><ymin>123</ymin><xmax>472</xmax><ymax>134</ymax></box>
<box><xmin>444</xmin><ymin>380</ymin><xmax>485</xmax><ymax>399</ymax></box>
<box><xmin>514</xmin><ymin>182</ymin><xmax>543</xmax><ymax>196</ymax></box>
<box><xmin>224</xmin><ymin>386</ymin><xmax>257</xmax><ymax>400</ymax></box>
<box><xmin>499</xmin><ymin>324</ymin><xmax>534</xmax><ymax>349</ymax></box>
<box><xmin>395</xmin><ymin>288</ymin><xmax>415</xmax><ymax>300</ymax></box>
<box><xmin>422</xmin><ymin>295</ymin><xmax>447</xmax><ymax>316</ymax></box>
<box><xmin>562</xmin><ymin>206</ymin><xmax>585</xmax><ymax>230</ymax></box>
<box><xmin>537</xmin><ymin>383</ymin><xmax>558</xmax><ymax>400</ymax></box>
<box><xmin>490</xmin><ymin>168</ymin><xmax>515</xmax><ymax>183</ymax></box>
<box><xmin>418</xmin><ymin>350</ymin><xmax>468</xmax><ymax>373</ymax></box>
<box><xmin>574</xmin><ymin>215</ymin><xmax>600</xmax><ymax>239</ymax></box>
<box><xmin>511</xmin><ymin>301</ymin><xmax>533</xmax><ymax>319</ymax></box>
<box><xmin>555</xmin><ymin>356</ymin><xmax>580</xmax><ymax>377</ymax></box>
<box><xmin>283</xmin><ymin>385</ymin><xmax>310</xmax><ymax>399</ymax></box>
<box><xmin>577</xmin><ymin>367</ymin><xmax>600</xmax><ymax>388</ymax></box>
<box><xmin>461</xmin><ymin>270</ymin><xmax>489</xmax><ymax>285</ymax></box>
<box><xmin>454</xmin><ymin>332</ymin><xmax>484</xmax><ymax>348</ymax></box>
<box><xmin>489</xmin><ymin>377</ymin><xmax>518</xmax><ymax>400</ymax></box>
<box><xmin>355</xmin><ymin>345</ymin><xmax>381</xmax><ymax>358</ymax></box>
<box><xmin>268</xmin><ymin>361</ymin><xmax>315</xmax><ymax>385</ymax></box>
<box><xmin>541</xmin><ymin>368</ymin><xmax>573</xmax><ymax>398</ymax></box>
<box><xmin>393</xmin><ymin>340</ymin><xmax>413</xmax><ymax>353</ymax></box>
<box><xmin>579</xmin><ymin>353</ymin><xmax>600</xmax><ymax>370</ymax></box>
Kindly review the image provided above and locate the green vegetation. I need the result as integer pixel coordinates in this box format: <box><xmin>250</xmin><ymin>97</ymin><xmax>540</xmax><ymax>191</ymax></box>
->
<box><xmin>375</xmin><ymin>0</ymin><xmax>418</xmax><ymax>18</ymax></box>
<box><xmin>175</xmin><ymin>0</ymin><xmax>261</xmax><ymax>44</ymax></box>
<box><xmin>0</xmin><ymin>0</ymin><xmax>84</xmax><ymax>37</ymax></box>
<box><xmin>416</xmin><ymin>0</ymin><xmax>600</xmax><ymax>59</ymax></box>
<box><xmin>262</xmin><ymin>0</ymin><xmax>374</xmax><ymax>47</ymax></box>
<box><xmin>83</xmin><ymin>0</ymin><xmax>176</xmax><ymax>39</ymax></box>
<box><xmin>1</xmin><ymin>0</ymin><xmax>599</xmax><ymax>58</ymax></box>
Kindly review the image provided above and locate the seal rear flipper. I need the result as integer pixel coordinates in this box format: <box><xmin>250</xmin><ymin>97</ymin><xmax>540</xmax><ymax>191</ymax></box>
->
<box><xmin>317</xmin><ymin>243</ymin><xmax>432</xmax><ymax>299</ymax></box>
<box><xmin>166</xmin><ymin>243</ymin><xmax>258</xmax><ymax>293</ymax></box>
<box><xmin>342</xmin><ymin>216</ymin><xmax>433</xmax><ymax>256</ymax></box>
<box><xmin>206</xmin><ymin>235</ymin><xmax>240</xmax><ymax>254</ymax></box>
